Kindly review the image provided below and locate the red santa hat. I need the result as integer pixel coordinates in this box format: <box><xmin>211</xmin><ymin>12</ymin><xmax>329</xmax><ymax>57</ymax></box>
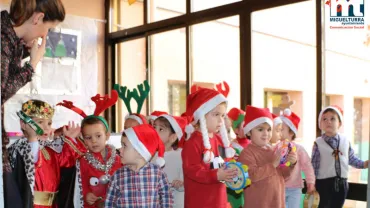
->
<box><xmin>158</xmin><ymin>115</ymin><xmax>187</xmax><ymax>141</ymax></box>
<box><xmin>272</xmin><ymin>114</ymin><xmax>283</xmax><ymax>127</ymax></box>
<box><xmin>124</xmin><ymin>124</ymin><xmax>165</xmax><ymax>167</ymax></box>
<box><xmin>318</xmin><ymin>105</ymin><xmax>343</xmax><ymax>128</ymax></box>
<box><xmin>280</xmin><ymin>109</ymin><xmax>300</xmax><ymax>135</ymax></box>
<box><xmin>227</xmin><ymin>108</ymin><xmax>245</xmax><ymax>129</ymax></box>
<box><xmin>186</xmin><ymin>88</ymin><xmax>235</xmax><ymax>163</ymax></box>
<box><xmin>243</xmin><ymin>105</ymin><xmax>273</xmax><ymax>135</ymax></box>
<box><xmin>125</xmin><ymin>113</ymin><xmax>148</xmax><ymax>125</ymax></box>
<box><xmin>148</xmin><ymin>111</ymin><xmax>168</xmax><ymax>121</ymax></box>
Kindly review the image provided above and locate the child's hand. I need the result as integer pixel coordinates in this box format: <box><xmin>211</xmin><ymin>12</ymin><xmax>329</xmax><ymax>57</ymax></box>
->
<box><xmin>63</xmin><ymin>121</ymin><xmax>81</xmax><ymax>139</ymax></box>
<box><xmin>172</xmin><ymin>180</ymin><xmax>184</xmax><ymax>189</ymax></box>
<box><xmin>273</xmin><ymin>149</ymin><xmax>283</xmax><ymax>168</ymax></box>
<box><xmin>364</xmin><ymin>160</ymin><xmax>369</xmax><ymax>168</ymax></box>
<box><xmin>287</xmin><ymin>151</ymin><xmax>298</xmax><ymax>166</ymax></box>
<box><xmin>217</xmin><ymin>165</ymin><xmax>238</xmax><ymax>182</ymax></box>
<box><xmin>306</xmin><ymin>183</ymin><xmax>316</xmax><ymax>195</ymax></box>
<box><xmin>86</xmin><ymin>192</ymin><xmax>99</xmax><ymax>205</ymax></box>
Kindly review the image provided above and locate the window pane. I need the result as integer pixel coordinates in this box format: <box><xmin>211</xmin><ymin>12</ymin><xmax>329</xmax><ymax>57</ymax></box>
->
<box><xmin>192</xmin><ymin>16</ymin><xmax>240</xmax><ymax>110</ymax></box>
<box><xmin>150</xmin><ymin>29</ymin><xmax>186</xmax><ymax>115</ymax></box>
<box><xmin>115</xmin><ymin>38</ymin><xmax>147</xmax><ymax>132</ymax></box>
<box><xmin>192</xmin><ymin>0</ymin><xmax>241</xmax><ymax>12</ymax></box>
<box><xmin>252</xmin><ymin>1</ymin><xmax>316</xmax><ymax>153</ymax></box>
<box><xmin>111</xmin><ymin>0</ymin><xmax>144</xmax><ymax>32</ymax></box>
<box><xmin>148</xmin><ymin>0</ymin><xmax>185</xmax><ymax>23</ymax></box>
<box><xmin>324</xmin><ymin>0</ymin><xmax>370</xmax><ymax>187</ymax></box>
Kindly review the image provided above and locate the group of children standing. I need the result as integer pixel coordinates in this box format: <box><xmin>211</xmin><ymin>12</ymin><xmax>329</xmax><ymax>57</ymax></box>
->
<box><xmin>6</xmin><ymin>85</ymin><xmax>369</xmax><ymax>208</ymax></box>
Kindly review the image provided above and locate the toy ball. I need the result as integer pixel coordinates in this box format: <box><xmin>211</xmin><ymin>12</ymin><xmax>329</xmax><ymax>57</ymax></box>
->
<box><xmin>276</xmin><ymin>139</ymin><xmax>296</xmax><ymax>167</ymax></box>
<box><xmin>225</xmin><ymin>160</ymin><xmax>251</xmax><ymax>193</ymax></box>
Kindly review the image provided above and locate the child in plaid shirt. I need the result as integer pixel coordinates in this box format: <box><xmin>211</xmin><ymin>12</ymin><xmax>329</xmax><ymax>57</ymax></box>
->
<box><xmin>105</xmin><ymin>124</ymin><xmax>173</xmax><ymax>207</ymax></box>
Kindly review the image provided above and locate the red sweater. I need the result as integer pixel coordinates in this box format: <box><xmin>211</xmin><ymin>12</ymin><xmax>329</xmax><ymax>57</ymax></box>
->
<box><xmin>182</xmin><ymin>131</ymin><xmax>228</xmax><ymax>208</ymax></box>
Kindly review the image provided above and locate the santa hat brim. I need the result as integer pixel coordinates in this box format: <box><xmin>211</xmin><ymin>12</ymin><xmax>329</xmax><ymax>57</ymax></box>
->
<box><xmin>125</xmin><ymin>128</ymin><xmax>152</xmax><ymax>161</ymax></box>
<box><xmin>160</xmin><ymin>115</ymin><xmax>183</xmax><ymax>140</ymax></box>
<box><xmin>318</xmin><ymin>106</ymin><xmax>343</xmax><ymax>128</ymax></box>
<box><xmin>280</xmin><ymin>116</ymin><xmax>298</xmax><ymax>135</ymax></box>
<box><xmin>125</xmin><ymin>115</ymin><xmax>144</xmax><ymax>125</ymax></box>
<box><xmin>193</xmin><ymin>94</ymin><xmax>227</xmax><ymax>121</ymax></box>
<box><xmin>148</xmin><ymin>115</ymin><xmax>158</xmax><ymax>121</ymax></box>
<box><xmin>243</xmin><ymin>117</ymin><xmax>273</xmax><ymax>135</ymax></box>
<box><xmin>273</xmin><ymin>117</ymin><xmax>283</xmax><ymax>126</ymax></box>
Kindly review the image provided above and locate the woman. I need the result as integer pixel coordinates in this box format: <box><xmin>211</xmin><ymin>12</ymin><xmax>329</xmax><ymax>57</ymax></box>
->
<box><xmin>1</xmin><ymin>0</ymin><xmax>65</xmax><ymax>207</ymax></box>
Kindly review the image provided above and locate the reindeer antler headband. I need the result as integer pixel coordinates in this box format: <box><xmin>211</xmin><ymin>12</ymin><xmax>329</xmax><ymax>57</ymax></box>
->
<box><xmin>57</xmin><ymin>90</ymin><xmax>118</xmax><ymax>130</ymax></box>
<box><xmin>113</xmin><ymin>80</ymin><xmax>150</xmax><ymax>114</ymax></box>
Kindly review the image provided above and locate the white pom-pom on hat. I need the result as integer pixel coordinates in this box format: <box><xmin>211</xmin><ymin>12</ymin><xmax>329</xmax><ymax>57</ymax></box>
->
<box><xmin>225</xmin><ymin>147</ymin><xmax>236</xmax><ymax>158</ymax></box>
<box><xmin>284</xmin><ymin>108</ymin><xmax>292</xmax><ymax>116</ymax></box>
<box><xmin>185</xmin><ymin>123</ymin><xmax>195</xmax><ymax>140</ymax></box>
<box><xmin>203</xmin><ymin>150</ymin><xmax>215</xmax><ymax>163</ymax></box>
<box><xmin>156</xmin><ymin>157</ymin><xmax>165</xmax><ymax>167</ymax></box>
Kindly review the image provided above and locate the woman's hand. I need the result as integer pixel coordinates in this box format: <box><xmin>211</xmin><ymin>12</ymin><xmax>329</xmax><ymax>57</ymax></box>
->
<box><xmin>29</xmin><ymin>36</ymin><xmax>46</xmax><ymax>69</ymax></box>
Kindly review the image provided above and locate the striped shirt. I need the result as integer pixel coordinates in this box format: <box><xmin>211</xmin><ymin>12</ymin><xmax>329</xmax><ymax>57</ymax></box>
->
<box><xmin>105</xmin><ymin>163</ymin><xmax>173</xmax><ymax>208</ymax></box>
<box><xmin>311</xmin><ymin>134</ymin><xmax>365</xmax><ymax>177</ymax></box>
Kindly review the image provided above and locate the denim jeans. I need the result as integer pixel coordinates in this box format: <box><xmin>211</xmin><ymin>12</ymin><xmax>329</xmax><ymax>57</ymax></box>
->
<box><xmin>285</xmin><ymin>188</ymin><xmax>302</xmax><ymax>208</ymax></box>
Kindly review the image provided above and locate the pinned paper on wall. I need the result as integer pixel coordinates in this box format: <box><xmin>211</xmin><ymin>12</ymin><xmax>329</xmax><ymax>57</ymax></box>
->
<box><xmin>128</xmin><ymin>0</ymin><xmax>137</xmax><ymax>5</ymax></box>
<box><xmin>45</xmin><ymin>31</ymin><xmax>78</xmax><ymax>59</ymax></box>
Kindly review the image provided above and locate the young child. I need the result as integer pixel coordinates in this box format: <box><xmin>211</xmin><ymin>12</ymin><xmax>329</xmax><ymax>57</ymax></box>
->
<box><xmin>124</xmin><ymin>113</ymin><xmax>147</xmax><ymax>129</ymax></box>
<box><xmin>58</xmin><ymin>91</ymin><xmax>122</xmax><ymax>208</ymax></box>
<box><xmin>182</xmin><ymin>88</ymin><xmax>237</xmax><ymax>208</ymax></box>
<box><xmin>238</xmin><ymin>105</ymin><xmax>297</xmax><ymax>208</ymax></box>
<box><xmin>148</xmin><ymin>110</ymin><xmax>168</xmax><ymax>126</ymax></box>
<box><xmin>271</xmin><ymin>114</ymin><xmax>283</xmax><ymax>145</ymax></box>
<box><xmin>312</xmin><ymin>105</ymin><xmax>369</xmax><ymax>208</ymax></box>
<box><xmin>227</xmin><ymin>108</ymin><xmax>250</xmax><ymax>154</ymax></box>
<box><xmin>279</xmin><ymin>109</ymin><xmax>315</xmax><ymax>208</ymax></box>
<box><xmin>153</xmin><ymin>114</ymin><xmax>187</xmax><ymax>208</ymax></box>
<box><xmin>105</xmin><ymin>124</ymin><xmax>173</xmax><ymax>207</ymax></box>
<box><xmin>8</xmin><ymin>99</ymin><xmax>85</xmax><ymax>208</ymax></box>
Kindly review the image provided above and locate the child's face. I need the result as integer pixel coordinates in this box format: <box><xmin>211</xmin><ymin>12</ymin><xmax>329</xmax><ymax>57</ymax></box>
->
<box><xmin>233</xmin><ymin>123</ymin><xmax>244</xmax><ymax>138</ymax></box>
<box><xmin>281</xmin><ymin>123</ymin><xmax>294</xmax><ymax>141</ymax></box>
<box><xmin>124</xmin><ymin>118</ymin><xmax>140</xmax><ymax>130</ymax></box>
<box><xmin>205</xmin><ymin>103</ymin><xmax>227</xmax><ymax>134</ymax></box>
<box><xmin>82</xmin><ymin>123</ymin><xmax>110</xmax><ymax>153</ymax></box>
<box><xmin>120</xmin><ymin>136</ymin><xmax>142</xmax><ymax>165</ymax></box>
<box><xmin>153</xmin><ymin>119</ymin><xmax>176</xmax><ymax>147</ymax></box>
<box><xmin>320</xmin><ymin>111</ymin><xmax>341</xmax><ymax>135</ymax></box>
<box><xmin>249</xmin><ymin>123</ymin><xmax>272</xmax><ymax>147</ymax></box>
<box><xmin>21</xmin><ymin>117</ymin><xmax>53</xmax><ymax>140</ymax></box>
<box><xmin>271</xmin><ymin>123</ymin><xmax>282</xmax><ymax>143</ymax></box>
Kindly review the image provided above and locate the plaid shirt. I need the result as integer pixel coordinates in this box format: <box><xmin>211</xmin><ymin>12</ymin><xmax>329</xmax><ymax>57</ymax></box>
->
<box><xmin>312</xmin><ymin>134</ymin><xmax>365</xmax><ymax>177</ymax></box>
<box><xmin>105</xmin><ymin>163</ymin><xmax>173</xmax><ymax>208</ymax></box>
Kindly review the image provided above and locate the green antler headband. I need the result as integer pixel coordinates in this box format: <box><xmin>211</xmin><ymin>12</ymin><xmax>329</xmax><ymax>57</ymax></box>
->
<box><xmin>114</xmin><ymin>80</ymin><xmax>151</xmax><ymax>114</ymax></box>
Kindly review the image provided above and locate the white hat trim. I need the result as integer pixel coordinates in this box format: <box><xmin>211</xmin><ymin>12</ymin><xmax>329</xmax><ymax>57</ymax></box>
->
<box><xmin>280</xmin><ymin>116</ymin><xmax>298</xmax><ymax>135</ymax></box>
<box><xmin>318</xmin><ymin>106</ymin><xmax>343</xmax><ymax>127</ymax></box>
<box><xmin>125</xmin><ymin>128</ymin><xmax>152</xmax><ymax>161</ymax></box>
<box><xmin>193</xmin><ymin>94</ymin><xmax>227</xmax><ymax>122</ymax></box>
<box><xmin>148</xmin><ymin>115</ymin><xmax>158</xmax><ymax>121</ymax></box>
<box><xmin>160</xmin><ymin>115</ymin><xmax>183</xmax><ymax>141</ymax></box>
<box><xmin>243</xmin><ymin>117</ymin><xmax>273</xmax><ymax>135</ymax></box>
<box><xmin>273</xmin><ymin>117</ymin><xmax>283</xmax><ymax>126</ymax></box>
<box><xmin>125</xmin><ymin>115</ymin><xmax>144</xmax><ymax>125</ymax></box>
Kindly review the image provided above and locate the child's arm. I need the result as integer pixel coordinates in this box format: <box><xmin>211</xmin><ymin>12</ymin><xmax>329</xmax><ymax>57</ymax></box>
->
<box><xmin>57</xmin><ymin>135</ymin><xmax>86</xmax><ymax>167</ymax></box>
<box><xmin>158</xmin><ymin>170</ymin><xmax>174</xmax><ymax>208</ymax></box>
<box><xmin>348</xmin><ymin>143</ymin><xmax>368</xmax><ymax>169</ymax></box>
<box><xmin>311</xmin><ymin>142</ymin><xmax>320</xmax><ymax>177</ymax></box>
<box><xmin>238</xmin><ymin>149</ymin><xmax>278</xmax><ymax>183</ymax></box>
<box><xmin>105</xmin><ymin>172</ymin><xmax>120</xmax><ymax>208</ymax></box>
<box><xmin>181</xmin><ymin>141</ymin><xmax>219</xmax><ymax>184</ymax></box>
<box><xmin>299</xmin><ymin>145</ymin><xmax>316</xmax><ymax>185</ymax></box>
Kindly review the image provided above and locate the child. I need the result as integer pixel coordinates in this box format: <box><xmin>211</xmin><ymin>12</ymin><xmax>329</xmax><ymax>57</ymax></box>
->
<box><xmin>182</xmin><ymin>88</ymin><xmax>238</xmax><ymax>208</ymax></box>
<box><xmin>271</xmin><ymin>114</ymin><xmax>283</xmax><ymax>144</ymax></box>
<box><xmin>8</xmin><ymin>99</ymin><xmax>85</xmax><ymax>208</ymax></box>
<box><xmin>312</xmin><ymin>105</ymin><xmax>369</xmax><ymax>208</ymax></box>
<box><xmin>124</xmin><ymin>113</ymin><xmax>147</xmax><ymax>129</ymax></box>
<box><xmin>238</xmin><ymin>105</ymin><xmax>297</xmax><ymax>208</ymax></box>
<box><xmin>58</xmin><ymin>91</ymin><xmax>122</xmax><ymax>208</ymax></box>
<box><xmin>153</xmin><ymin>114</ymin><xmax>187</xmax><ymax>208</ymax></box>
<box><xmin>227</xmin><ymin>108</ymin><xmax>250</xmax><ymax>154</ymax></box>
<box><xmin>105</xmin><ymin>124</ymin><xmax>173</xmax><ymax>207</ymax></box>
<box><xmin>279</xmin><ymin>109</ymin><xmax>315</xmax><ymax>208</ymax></box>
<box><xmin>148</xmin><ymin>110</ymin><xmax>168</xmax><ymax>126</ymax></box>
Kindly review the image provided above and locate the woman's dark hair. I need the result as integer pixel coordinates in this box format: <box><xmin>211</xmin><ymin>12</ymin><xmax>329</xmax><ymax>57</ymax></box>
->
<box><xmin>155</xmin><ymin>117</ymin><xmax>179</xmax><ymax>148</ymax></box>
<box><xmin>10</xmin><ymin>0</ymin><xmax>65</xmax><ymax>26</ymax></box>
<box><xmin>81</xmin><ymin>117</ymin><xmax>109</xmax><ymax>132</ymax></box>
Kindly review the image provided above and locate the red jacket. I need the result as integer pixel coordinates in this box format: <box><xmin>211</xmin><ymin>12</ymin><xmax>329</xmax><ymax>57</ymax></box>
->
<box><xmin>182</xmin><ymin>131</ymin><xmax>228</xmax><ymax>208</ymax></box>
